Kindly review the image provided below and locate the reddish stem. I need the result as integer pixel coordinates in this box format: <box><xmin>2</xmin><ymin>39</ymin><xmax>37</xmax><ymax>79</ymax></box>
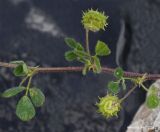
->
<box><xmin>0</xmin><ymin>62</ymin><xmax>159</xmax><ymax>80</ymax></box>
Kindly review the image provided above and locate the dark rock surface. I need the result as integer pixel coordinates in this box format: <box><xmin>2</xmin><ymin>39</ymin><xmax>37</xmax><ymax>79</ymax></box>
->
<box><xmin>118</xmin><ymin>0</ymin><xmax>160</xmax><ymax>73</ymax></box>
<box><xmin>117</xmin><ymin>0</ymin><xmax>160</xmax><ymax>131</ymax></box>
<box><xmin>0</xmin><ymin>0</ymin><xmax>159</xmax><ymax>132</ymax></box>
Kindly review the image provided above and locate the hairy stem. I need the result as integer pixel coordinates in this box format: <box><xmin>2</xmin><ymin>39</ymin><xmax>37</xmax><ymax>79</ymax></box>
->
<box><xmin>141</xmin><ymin>83</ymin><xmax>149</xmax><ymax>92</ymax></box>
<box><xmin>85</xmin><ymin>29</ymin><xmax>91</xmax><ymax>56</ymax></box>
<box><xmin>0</xmin><ymin>62</ymin><xmax>160</xmax><ymax>80</ymax></box>
<box><xmin>19</xmin><ymin>76</ymin><xmax>28</xmax><ymax>87</ymax></box>
<box><xmin>120</xmin><ymin>84</ymin><xmax>138</xmax><ymax>102</ymax></box>
<box><xmin>25</xmin><ymin>76</ymin><xmax>32</xmax><ymax>96</ymax></box>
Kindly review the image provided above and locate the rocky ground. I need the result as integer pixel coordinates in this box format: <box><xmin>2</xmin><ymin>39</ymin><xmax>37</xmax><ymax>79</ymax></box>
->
<box><xmin>127</xmin><ymin>80</ymin><xmax>160</xmax><ymax>132</ymax></box>
<box><xmin>0</xmin><ymin>0</ymin><xmax>160</xmax><ymax>132</ymax></box>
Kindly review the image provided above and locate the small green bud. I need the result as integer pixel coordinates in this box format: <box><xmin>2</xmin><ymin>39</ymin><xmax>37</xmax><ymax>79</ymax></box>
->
<box><xmin>114</xmin><ymin>67</ymin><xmax>124</xmax><ymax>79</ymax></box>
<box><xmin>146</xmin><ymin>94</ymin><xmax>159</xmax><ymax>109</ymax></box>
<box><xmin>82</xmin><ymin>9</ymin><xmax>108</xmax><ymax>32</ymax></box>
<box><xmin>13</xmin><ymin>63</ymin><xmax>29</xmax><ymax>77</ymax></box>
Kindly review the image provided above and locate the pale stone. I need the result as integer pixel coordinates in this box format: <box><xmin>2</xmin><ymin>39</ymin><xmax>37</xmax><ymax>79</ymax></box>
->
<box><xmin>127</xmin><ymin>80</ymin><xmax>160</xmax><ymax>132</ymax></box>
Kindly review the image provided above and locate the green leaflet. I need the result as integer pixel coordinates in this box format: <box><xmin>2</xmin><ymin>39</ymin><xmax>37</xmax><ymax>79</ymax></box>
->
<box><xmin>146</xmin><ymin>94</ymin><xmax>159</xmax><ymax>109</ymax></box>
<box><xmin>65</xmin><ymin>51</ymin><xmax>77</xmax><ymax>61</ymax></box>
<box><xmin>107</xmin><ymin>81</ymin><xmax>119</xmax><ymax>94</ymax></box>
<box><xmin>13</xmin><ymin>63</ymin><xmax>29</xmax><ymax>77</ymax></box>
<box><xmin>1</xmin><ymin>87</ymin><xmax>26</xmax><ymax>98</ymax></box>
<box><xmin>76</xmin><ymin>42</ymin><xmax>84</xmax><ymax>51</ymax></box>
<box><xmin>16</xmin><ymin>96</ymin><xmax>35</xmax><ymax>121</ymax></box>
<box><xmin>64</xmin><ymin>37</ymin><xmax>84</xmax><ymax>51</ymax></box>
<box><xmin>148</xmin><ymin>85</ymin><xmax>158</xmax><ymax>95</ymax></box>
<box><xmin>146</xmin><ymin>85</ymin><xmax>159</xmax><ymax>109</ymax></box>
<box><xmin>74</xmin><ymin>49</ymin><xmax>90</xmax><ymax>59</ymax></box>
<box><xmin>29</xmin><ymin>88</ymin><xmax>45</xmax><ymax>107</ymax></box>
<box><xmin>65</xmin><ymin>37</ymin><xmax>77</xmax><ymax>48</ymax></box>
<box><xmin>95</xmin><ymin>41</ymin><xmax>111</xmax><ymax>56</ymax></box>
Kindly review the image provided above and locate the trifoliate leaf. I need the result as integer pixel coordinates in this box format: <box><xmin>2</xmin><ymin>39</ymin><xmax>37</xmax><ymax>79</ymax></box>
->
<box><xmin>13</xmin><ymin>63</ymin><xmax>29</xmax><ymax>77</ymax></box>
<box><xmin>107</xmin><ymin>81</ymin><xmax>119</xmax><ymax>94</ymax></box>
<box><xmin>64</xmin><ymin>38</ymin><xmax>84</xmax><ymax>51</ymax></box>
<box><xmin>114</xmin><ymin>67</ymin><xmax>124</xmax><ymax>79</ymax></box>
<box><xmin>76</xmin><ymin>42</ymin><xmax>84</xmax><ymax>51</ymax></box>
<box><xmin>95</xmin><ymin>41</ymin><xmax>111</xmax><ymax>56</ymax></box>
<box><xmin>65</xmin><ymin>51</ymin><xmax>77</xmax><ymax>61</ymax></box>
<box><xmin>29</xmin><ymin>88</ymin><xmax>45</xmax><ymax>107</ymax></box>
<box><xmin>16</xmin><ymin>96</ymin><xmax>35</xmax><ymax>121</ymax></box>
<box><xmin>92</xmin><ymin>56</ymin><xmax>101</xmax><ymax>73</ymax></box>
<box><xmin>146</xmin><ymin>94</ymin><xmax>159</xmax><ymax>109</ymax></box>
<box><xmin>1</xmin><ymin>87</ymin><xmax>26</xmax><ymax>98</ymax></box>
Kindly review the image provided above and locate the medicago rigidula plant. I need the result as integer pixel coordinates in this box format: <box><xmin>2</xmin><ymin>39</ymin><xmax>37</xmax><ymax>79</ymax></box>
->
<box><xmin>0</xmin><ymin>9</ymin><xmax>160</xmax><ymax>121</ymax></box>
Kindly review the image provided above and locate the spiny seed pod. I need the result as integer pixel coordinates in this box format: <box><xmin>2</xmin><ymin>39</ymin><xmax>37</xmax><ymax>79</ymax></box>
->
<box><xmin>96</xmin><ymin>95</ymin><xmax>121</xmax><ymax>118</ymax></box>
<box><xmin>82</xmin><ymin>9</ymin><xmax>108</xmax><ymax>32</ymax></box>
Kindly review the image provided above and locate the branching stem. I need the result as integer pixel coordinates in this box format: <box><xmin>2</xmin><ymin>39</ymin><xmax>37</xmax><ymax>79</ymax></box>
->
<box><xmin>85</xmin><ymin>29</ymin><xmax>91</xmax><ymax>56</ymax></box>
<box><xmin>25</xmin><ymin>76</ymin><xmax>32</xmax><ymax>96</ymax></box>
<box><xmin>141</xmin><ymin>83</ymin><xmax>149</xmax><ymax>92</ymax></box>
<box><xmin>19</xmin><ymin>76</ymin><xmax>28</xmax><ymax>87</ymax></box>
<box><xmin>120</xmin><ymin>84</ymin><xmax>138</xmax><ymax>102</ymax></box>
<box><xmin>0</xmin><ymin>62</ymin><xmax>160</xmax><ymax>80</ymax></box>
